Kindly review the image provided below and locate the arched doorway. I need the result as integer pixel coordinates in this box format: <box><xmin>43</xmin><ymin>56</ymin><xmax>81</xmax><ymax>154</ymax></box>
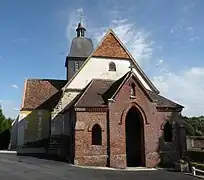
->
<box><xmin>125</xmin><ymin>107</ymin><xmax>145</xmax><ymax>167</ymax></box>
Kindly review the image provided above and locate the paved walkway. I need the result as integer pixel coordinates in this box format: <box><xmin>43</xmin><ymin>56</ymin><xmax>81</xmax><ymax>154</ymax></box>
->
<box><xmin>0</xmin><ymin>154</ymin><xmax>202</xmax><ymax>180</ymax></box>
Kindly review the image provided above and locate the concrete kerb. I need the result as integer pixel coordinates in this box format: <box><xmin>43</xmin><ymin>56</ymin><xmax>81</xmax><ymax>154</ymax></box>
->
<box><xmin>69</xmin><ymin>164</ymin><xmax>158</xmax><ymax>171</ymax></box>
<box><xmin>0</xmin><ymin>150</ymin><xmax>17</xmax><ymax>154</ymax></box>
<box><xmin>0</xmin><ymin>150</ymin><xmax>18</xmax><ymax>161</ymax></box>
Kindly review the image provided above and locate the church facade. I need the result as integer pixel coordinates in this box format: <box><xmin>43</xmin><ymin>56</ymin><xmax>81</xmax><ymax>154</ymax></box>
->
<box><xmin>17</xmin><ymin>22</ymin><xmax>186</xmax><ymax>168</ymax></box>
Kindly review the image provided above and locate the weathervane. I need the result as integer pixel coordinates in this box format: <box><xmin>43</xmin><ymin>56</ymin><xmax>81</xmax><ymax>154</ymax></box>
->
<box><xmin>78</xmin><ymin>8</ymin><xmax>84</xmax><ymax>24</ymax></box>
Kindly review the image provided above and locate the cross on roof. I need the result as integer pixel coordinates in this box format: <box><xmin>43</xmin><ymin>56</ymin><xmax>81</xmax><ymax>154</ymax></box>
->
<box><xmin>129</xmin><ymin>62</ymin><xmax>134</xmax><ymax>72</ymax></box>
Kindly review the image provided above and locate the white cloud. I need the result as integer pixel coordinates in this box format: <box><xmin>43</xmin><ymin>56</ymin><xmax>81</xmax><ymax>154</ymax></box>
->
<box><xmin>77</xmin><ymin>8</ymin><xmax>83</xmax><ymax>15</ymax></box>
<box><xmin>170</xmin><ymin>28</ymin><xmax>174</xmax><ymax>34</ymax></box>
<box><xmin>157</xmin><ymin>45</ymin><xmax>163</xmax><ymax>50</ymax></box>
<box><xmin>156</xmin><ymin>59</ymin><xmax>164</xmax><ymax>66</ymax></box>
<box><xmin>12</xmin><ymin>84</ymin><xmax>19</xmax><ymax>89</ymax></box>
<box><xmin>13</xmin><ymin>108</ymin><xmax>20</xmax><ymax>111</ymax></box>
<box><xmin>186</xmin><ymin>26</ymin><xmax>193</xmax><ymax>31</ymax></box>
<box><xmin>189</xmin><ymin>37</ymin><xmax>200</xmax><ymax>42</ymax></box>
<box><xmin>152</xmin><ymin>67</ymin><xmax>204</xmax><ymax>117</ymax></box>
<box><xmin>91</xmin><ymin>19</ymin><xmax>154</xmax><ymax>67</ymax></box>
<box><xmin>0</xmin><ymin>100</ymin><xmax>19</xmax><ymax>118</ymax></box>
<box><xmin>183</xmin><ymin>2</ymin><xmax>196</xmax><ymax>13</ymax></box>
<box><xmin>66</xmin><ymin>9</ymin><xmax>154</xmax><ymax>67</ymax></box>
<box><xmin>170</xmin><ymin>24</ymin><xmax>182</xmax><ymax>34</ymax></box>
<box><xmin>66</xmin><ymin>8</ymin><xmax>204</xmax><ymax>117</ymax></box>
<box><xmin>66</xmin><ymin>7</ymin><xmax>85</xmax><ymax>47</ymax></box>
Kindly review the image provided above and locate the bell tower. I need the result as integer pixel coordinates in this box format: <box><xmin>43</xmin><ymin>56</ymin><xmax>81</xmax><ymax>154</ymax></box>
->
<box><xmin>65</xmin><ymin>16</ymin><xmax>94</xmax><ymax>81</ymax></box>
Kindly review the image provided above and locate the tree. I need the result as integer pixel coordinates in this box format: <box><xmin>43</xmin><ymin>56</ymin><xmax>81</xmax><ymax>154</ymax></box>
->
<box><xmin>183</xmin><ymin>115</ymin><xmax>204</xmax><ymax>136</ymax></box>
<box><xmin>0</xmin><ymin>106</ymin><xmax>12</xmax><ymax>133</ymax></box>
<box><xmin>0</xmin><ymin>106</ymin><xmax>13</xmax><ymax>149</ymax></box>
<box><xmin>0</xmin><ymin>106</ymin><xmax>6</xmax><ymax>133</ymax></box>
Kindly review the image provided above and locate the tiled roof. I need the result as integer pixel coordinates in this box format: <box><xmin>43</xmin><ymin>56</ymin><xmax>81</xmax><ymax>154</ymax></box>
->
<box><xmin>146</xmin><ymin>90</ymin><xmax>184</xmax><ymax>109</ymax></box>
<box><xmin>63</xmin><ymin>29</ymin><xmax>160</xmax><ymax>94</ymax></box>
<box><xmin>75</xmin><ymin>79</ymin><xmax>115</xmax><ymax>108</ymax></box>
<box><xmin>75</xmin><ymin>72</ymin><xmax>183</xmax><ymax>109</ymax></box>
<box><xmin>102</xmin><ymin>72</ymin><xmax>129</xmax><ymax>102</ymax></box>
<box><xmin>92</xmin><ymin>32</ymin><xmax>130</xmax><ymax>59</ymax></box>
<box><xmin>21</xmin><ymin>79</ymin><xmax>67</xmax><ymax>110</ymax></box>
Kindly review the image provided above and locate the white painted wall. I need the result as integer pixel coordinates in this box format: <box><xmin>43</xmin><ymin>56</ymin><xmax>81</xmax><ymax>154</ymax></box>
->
<box><xmin>66</xmin><ymin>57</ymin><xmax>152</xmax><ymax>91</ymax></box>
<box><xmin>10</xmin><ymin>117</ymin><xmax>18</xmax><ymax>149</ymax></box>
<box><xmin>52</xmin><ymin>57</ymin><xmax>153</xmax><ymax>137</ymax></box>
<box><xmin>17</xmin><ymin>113</ymin><xmax>27</xmax><ymax>147</ymax></box>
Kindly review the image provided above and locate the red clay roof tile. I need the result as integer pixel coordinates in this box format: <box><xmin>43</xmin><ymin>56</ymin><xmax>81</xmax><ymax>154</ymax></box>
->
<box><xmin>21</xmin><ymin>79</ymin><xmax>67</xmax><ymax>110</ymax></box>
<box><xmin>92</xmin><ymin>32</ymin><xmax>130</xmax><ymax>59</ymax></box>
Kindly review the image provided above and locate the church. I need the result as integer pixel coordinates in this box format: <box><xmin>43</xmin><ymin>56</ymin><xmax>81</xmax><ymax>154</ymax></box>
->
<box><xmin>15</xmin><ymin>21</ymin><xmax>186</xmax><ymax>168</ymax></box>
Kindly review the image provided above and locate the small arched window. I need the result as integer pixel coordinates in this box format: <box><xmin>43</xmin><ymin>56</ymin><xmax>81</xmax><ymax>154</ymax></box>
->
<box><xmin>109</xmin><ymin>62</ymin><xmax>116</xmax><ymax>71</ymax></box>
<box><xmin>130</xmin><ymin>83</ymin><xmax>136</xmax><ymax>97</ymax></box>
<box><xmin>75</xmin><ymin>61</ymin><xmax>79</xmax><ymax>71</ymax></box>
<box><xmin>164</xmin><ymin>122</ymin><xmax>173</xmax><ymax>142</ymax></box>
<box><xmin>92</xmin><ymin>124</ymin><xmax>102</xmax><ymax>145</ymax></box>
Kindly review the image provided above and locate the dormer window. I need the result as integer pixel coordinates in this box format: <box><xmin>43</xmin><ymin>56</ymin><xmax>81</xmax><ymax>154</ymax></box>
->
<box><xmin>109</xmin><ymin>62</ymin><xmax>116</xmax><ymax>71</ymax></box>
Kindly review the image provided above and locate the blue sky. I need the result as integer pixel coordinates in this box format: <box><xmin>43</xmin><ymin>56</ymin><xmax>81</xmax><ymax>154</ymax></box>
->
<box><xmin>0</xmin><ymin>0</ymin><xmax>204</xmax><ymax>118</ymax></box>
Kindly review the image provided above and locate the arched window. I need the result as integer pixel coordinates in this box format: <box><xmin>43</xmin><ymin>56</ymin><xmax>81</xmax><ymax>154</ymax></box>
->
<box><xmin>75</xmin><ymin>61</ymin><xmax>79</xmax><ymax>71</ymax></box>
<box><xmin>130</xmin><ymin>83</ymin><xmax>136</xmax><ymax>97</ymax></box>
<box><xmin>92</xmin><ymin>124</ymin><xmax>102</xmax><ymax>145</ymax></box>
<box><xmin>164</xmin><ymin>122</ymin><xmax>173</xmax><ymax>142</ymax></box>
<box><xmin>109</xmin><ymin>62</ymin><xmax>116</xmax><ymax>71</ymax></box>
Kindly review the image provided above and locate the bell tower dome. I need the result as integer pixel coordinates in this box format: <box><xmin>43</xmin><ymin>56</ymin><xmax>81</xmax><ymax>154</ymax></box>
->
<box><xmin>65</xmin><ymin>21</ymin><xmax>94</xmax><ymax>81</ymax></box>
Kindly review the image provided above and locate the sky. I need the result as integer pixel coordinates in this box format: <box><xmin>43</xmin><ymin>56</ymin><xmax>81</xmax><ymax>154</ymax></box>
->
<box><xmin>0</xmin><ymin>0</ymin><xmax>204</xmax><ymax>118</ymax></box>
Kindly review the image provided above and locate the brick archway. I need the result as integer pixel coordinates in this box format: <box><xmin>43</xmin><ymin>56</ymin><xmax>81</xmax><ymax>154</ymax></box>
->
<box><xmin>125</xmin><ymin>106</ymin><xmax>145</xmax><ymax>167</ymax></box>
<box><xmin>88</xmin><ymin>121</ymin><xmax>105</xmax><ymax>132</ymax></box>
<box><xmin>120</xmin><ymin>102</ymin><xmax>148</xmax><ymax>125</ymax></box>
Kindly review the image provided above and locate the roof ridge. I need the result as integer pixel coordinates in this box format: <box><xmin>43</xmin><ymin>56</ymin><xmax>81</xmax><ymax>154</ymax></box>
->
<box><xmin>157</xmin><ymin>92</ymin><xmax>183</xmax><ymax>106</ymax></box>
<box><xmin>63</xmin><ymin>29</ymin><xmax>159</xmax><ymax>94</ymax></box>
<box><xmin>92</xmin><ymin>78</ymin><xmax>115</xmax><ymax>82</ymax></box>
<box><xmin>146</xmin><ymin>89</ymin><xmax>184</xmax><ymax>108</ymax></box>
<box><xmin>27</xmin><ymin>78</ymin><xmax>66</xmax><ymax>81</ymax></box>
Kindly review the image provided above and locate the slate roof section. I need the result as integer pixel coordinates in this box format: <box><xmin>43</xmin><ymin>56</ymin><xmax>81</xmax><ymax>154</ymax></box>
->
<box><xmin>102</xmin><ymin>72</ymin><xmax>129</xmax><ymax>102</ymax></box>
<box><xmin>21</xmin><ymin>79</ymin><xmax>67</xmax><ymax>110</ymax></box>
<box><xmin>146</xmin><ymin>90</ymin><xmax>184</xmax><ymax>109</ymax></box>
<box><xmin>75</xmin><ymin>72</ymin><xmax>183</xmax><ymax>109</ymax></box>
<box><xmin>75</xmin><ymin>79</ymin><xmax>115</xmax><ymax>108</ymax></box>
<box><xmin>68</xmin><ymin>37</ymin><xmax>94</xmax><ymax>57</ymax></box>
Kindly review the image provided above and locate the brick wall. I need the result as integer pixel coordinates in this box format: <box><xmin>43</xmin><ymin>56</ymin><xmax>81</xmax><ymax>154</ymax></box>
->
<box><xmin>107</xmin><ymin>75</ymin><xmax>182</xmax><ymax>168</ymax></box>
<box><xmin>74</xmin><ymin>111</ymin><xmax>108</xmax><ymax>166</ymax></box>
<box><xmin>73</xmin><ymin>75</ymin><xmax>183</xmax><ymax>168</ymax></box>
